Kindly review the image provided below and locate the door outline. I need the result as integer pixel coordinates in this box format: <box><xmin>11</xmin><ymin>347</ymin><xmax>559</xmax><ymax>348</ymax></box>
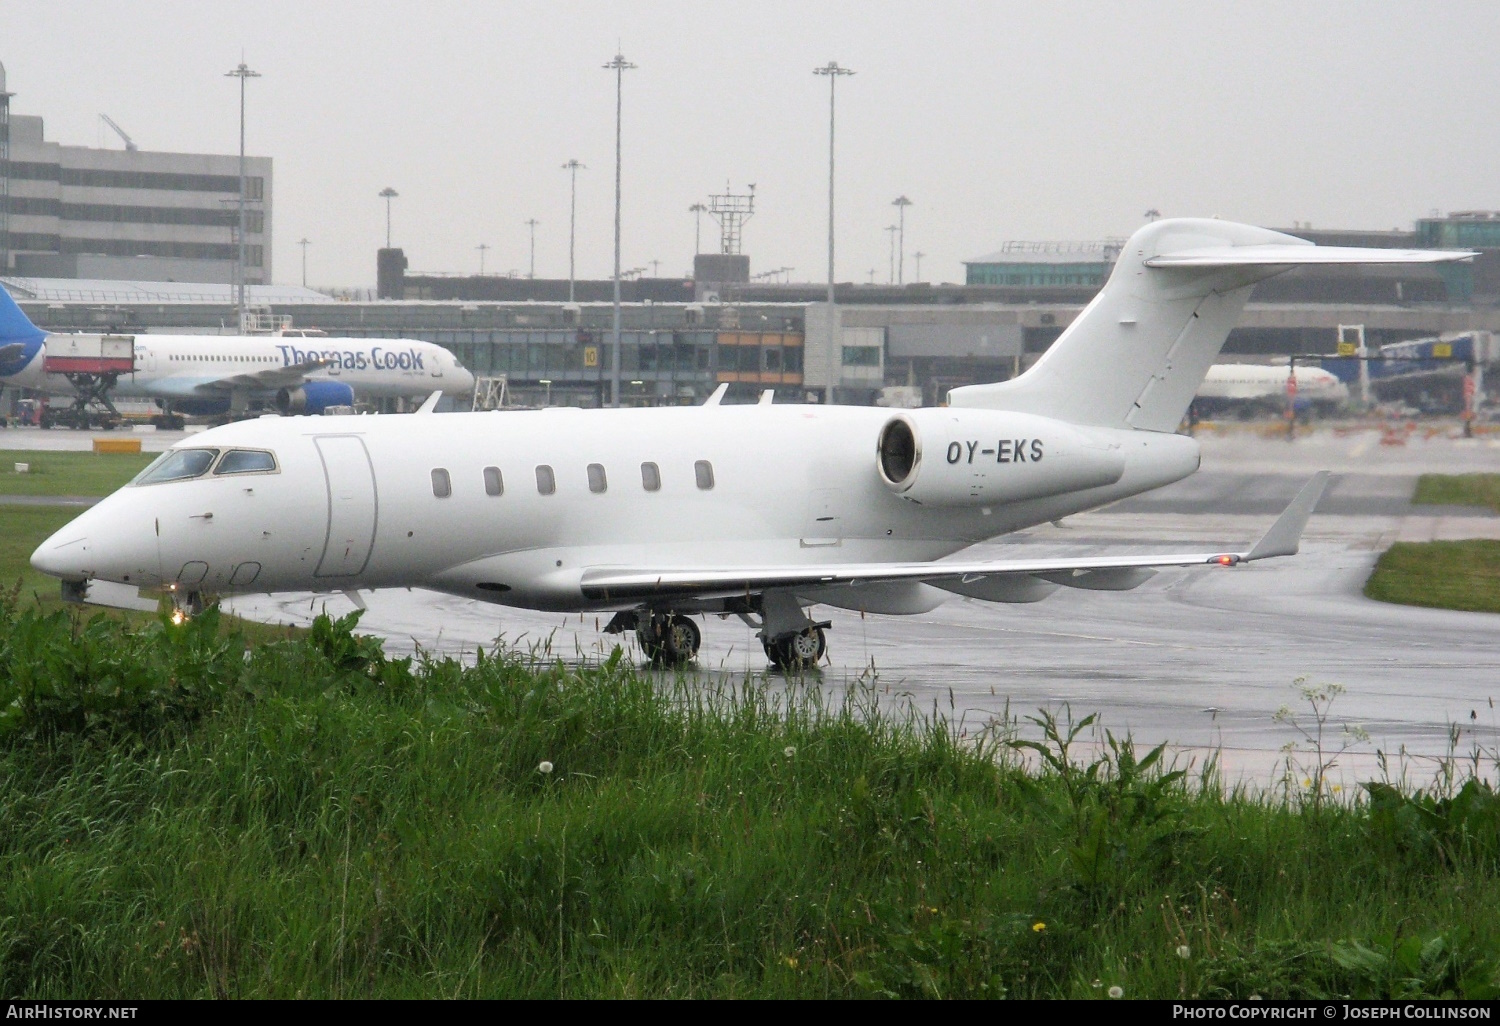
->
<box><xmin>314</xmin><ymin>435</ymin><xmax>378</xmax><ymax>577</ymax></box>
<box><xmin>800</xmin><ymin>487</ymin><xmax>843</xmax><ymax>548</ymax></box>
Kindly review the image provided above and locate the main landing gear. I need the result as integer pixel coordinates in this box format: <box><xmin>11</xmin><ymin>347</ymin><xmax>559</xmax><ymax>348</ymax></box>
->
<box><xmin>605</xmin><ymin>611</ymin><xmax>702</xmax><ymax>667</ymax></box>
<box><xmin>762</xmin><ymin>626</ymin><xmax>827</xmax><ymax>672</ymax></box>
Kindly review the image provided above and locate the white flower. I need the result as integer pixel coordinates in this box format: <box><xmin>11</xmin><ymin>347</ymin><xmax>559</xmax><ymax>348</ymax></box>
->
<box><xmin>1108</xmin><ymin>985</ymin><xmax>1124</xmax><ymax>999</ymax></box>
<box><xmin>537</xmin><ymin>761</ymin><xmax>554</xmax><ymax>775</ymax></box>
<box><xmin>1176</xmin><ymin>944</ymin><xmax>1191</xmax><ymax>959</ymax></box>
<box><xmin>783</xmin><ymin>746</ymin><xmax>797</xmax><ymax>758</ymax></box>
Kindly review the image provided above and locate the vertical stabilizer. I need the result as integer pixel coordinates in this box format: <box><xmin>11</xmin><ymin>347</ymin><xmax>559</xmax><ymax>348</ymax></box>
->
<box><xmin>947</xmin><ymin>219</ymin><xmax>1472</xmax><ymax>432</ymax></box>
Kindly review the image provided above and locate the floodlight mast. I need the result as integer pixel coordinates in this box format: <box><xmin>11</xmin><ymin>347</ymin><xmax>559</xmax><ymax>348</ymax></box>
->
<box><xmin>525</xmin><ymin>219</ymin><xmax>539</xmax><ymax>279</ymax></box>
<box><xmin>892</xmin><ymin>195</ymin><xmax>912</xmax><ymax>284</ymax></box>
<box><xmin>689</xmin><ymin>203</ymin><xmax>707</xmax><ymax>258</ymax></box>
<box><xmin>562</xmin><ymin>160</ymin><xmax>585</xmax><ymax>302</ymax></box>
<box><xmin>298</xmin><ymin>237</ymin><xmax>310</xmax><ymax>287</ymax></box>
<box><xmin>379</xmin><ymin>187</ymin><xmax>398</xmax><ymax>248</ymax></box>
<box><xmin>225</xmin><ymin>61</ymin><xmax>260</xmax><ymax>330</ymax></box>
<box><xmin>813</xmin><ymin>60</ymin><xmax>854</xmax><ymax>404</ymax></box>
<box><xmin>604</xmin><ymin>53</ymin><xmax>636</xmax><ymax>408</ymax></box>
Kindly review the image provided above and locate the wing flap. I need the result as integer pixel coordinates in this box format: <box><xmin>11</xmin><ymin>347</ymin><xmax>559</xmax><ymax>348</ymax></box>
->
<box><xmin>578</xmin><ymin>472</ymin><xmax>1330</xmax><ymax>605</ymax></box>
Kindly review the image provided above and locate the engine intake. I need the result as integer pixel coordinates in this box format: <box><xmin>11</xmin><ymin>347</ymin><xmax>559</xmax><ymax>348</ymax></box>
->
<box><xmin>875</xmin><ymin>407</ymin><xmax>1125</xmax><ymax>507</ymax></box>
<box><xmin>276</xmin><ymin>380</ymin><xmax>356</xmax><ymax>415</ymax></box>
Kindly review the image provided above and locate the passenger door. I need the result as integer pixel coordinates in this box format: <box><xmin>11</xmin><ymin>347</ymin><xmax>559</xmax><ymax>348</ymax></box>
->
<box><xmin>314</xmin><ymin>435</ymin><xmax>377</xmax><ymax>577</ymax></box>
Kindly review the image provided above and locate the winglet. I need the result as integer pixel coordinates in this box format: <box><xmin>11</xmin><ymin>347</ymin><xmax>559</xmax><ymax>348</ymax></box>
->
<box><xmin>1243</xmin><ymin>471</ymin><xmax>1330</xmax><ymax>561</ymax></box>
<box><xmin>415</xmin><ymin>391</ymin><xmax>442</xmax><ymax>414</ymax></box>
<box><xmin>703</xmin><ymin>383</ymin><xmax>729</xmax><ymax>407</ymax></box>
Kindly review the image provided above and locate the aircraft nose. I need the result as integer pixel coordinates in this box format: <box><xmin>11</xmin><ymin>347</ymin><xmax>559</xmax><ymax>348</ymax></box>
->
<box><xmin>30</xmin><ymin>532</ymin><xmax>90</xmax><ymax>580</ymax></box>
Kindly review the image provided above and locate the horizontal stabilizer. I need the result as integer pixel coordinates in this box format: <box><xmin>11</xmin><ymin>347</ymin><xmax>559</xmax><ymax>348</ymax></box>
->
<box><xmin>1146</xmin><ymin>245</ymin><xmax>1475</xmax><ymax>268</ymax></box>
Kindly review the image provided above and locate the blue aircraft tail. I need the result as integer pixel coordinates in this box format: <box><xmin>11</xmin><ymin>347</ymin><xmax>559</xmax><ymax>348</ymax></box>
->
<box><xmin>0</xmin><ymin>284</ymin><xmax>48</xmax><ymax>378</ymax></box>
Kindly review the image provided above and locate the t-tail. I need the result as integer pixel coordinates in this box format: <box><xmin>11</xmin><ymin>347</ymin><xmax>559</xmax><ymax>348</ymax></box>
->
<box><xmin>948</xmin><ymin>218</ymin><xmax>1473</xmax><ymax>431</ymax></box>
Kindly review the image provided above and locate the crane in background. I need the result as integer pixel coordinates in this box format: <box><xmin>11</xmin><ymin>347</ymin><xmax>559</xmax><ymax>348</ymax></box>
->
<box><xmin>98</xmin><ymin>114</ymin><xmax>138</xmax><ymax>153</ymax></box>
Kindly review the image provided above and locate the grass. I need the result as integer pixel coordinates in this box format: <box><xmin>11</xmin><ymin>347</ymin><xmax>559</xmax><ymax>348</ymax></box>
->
<box><xmin>1364</xmin><ymin>540</ymin><xmax>1500</xmax><ymax>614</ymax></box>
<box><xmin>0</xmin><ymin>449</ymin><xmax>156</xmax><ymax>497</ymax></box>
<box><xmin>1414</xmin><ymin>474</ymin><xmax>1500</xmax><ymax>514</ymax></box>
<box><xmin>0</xmin><ymin>595</ymin><xmax>1498</xmax><ymax>999</ymax></box>
<box><xmin>0</xmin><ymin>506</ymin><xmax>81</xmax><ymax>599</ymax></box>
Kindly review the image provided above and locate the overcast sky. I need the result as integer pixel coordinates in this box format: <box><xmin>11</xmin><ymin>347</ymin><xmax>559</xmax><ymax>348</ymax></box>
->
<box><xmin>7</xmin><ymin>2</ymin><xmax>1499</xmax><ymax>288</ymax></box>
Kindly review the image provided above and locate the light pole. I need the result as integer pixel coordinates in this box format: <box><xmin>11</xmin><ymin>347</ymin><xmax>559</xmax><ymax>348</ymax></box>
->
<box><xmin>525</xmin><ymin>218</ymin><xmax>539</xmax><ymax>279</ymax></box>
<box><xmin>379</xmin><ymin>187</ymin><xmax>398</xmax><ymax>248</ymax></box>
<box><xmin>477</xmin><ymin>242</ymin><xmax>489</xmax><ymax>274</ymax></box>
<box><xmin>561</xmin><ymin>160</ymin><xmax>585</xmax><ymax>302</ymax></box>
<box><xmin>913</xmin><ymin>250</ymin><xmax>924</xmax><ymax>283</ymax></box>
<box><xmin>689</xmin><ymin>202</ymin><xmax>706</xmax><ymax>256</ymax></box>
<box><xmin>298</xmin><ymin>237</ymin><xmax>310</xmax><ymax>287</ymax></box>
<box><xmin>885</xmin><ymin>224</ymin><xmax>899</xmax><ymax>284</ymax></box>
<box><xmin>892</xmin><ymin>195</ymin><xmax>912</xmax><ymax>284</ymax></box>
<box><xmin>225</xmin><ymin>61</ymin><xmax>260</xmax><ymax>329</ymax></box>
<box><xmin>604</xmin><ymin>52</ymin><xmax>636</xmax><ymax>408</ymax></box>
<box><xmin>813</xmin><ymin>60</ymin><xmax>854</xmax><ymax>404</ymax></box>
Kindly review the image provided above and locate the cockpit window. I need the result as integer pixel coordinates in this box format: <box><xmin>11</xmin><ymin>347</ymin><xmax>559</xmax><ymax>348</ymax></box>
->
<box><xmin>132</xmin><ymin>448</ymin><xmax>220</xmax><ymax>485</ymax></box>
<box><xmin>214</xmin><ymin>449</ymin><xmax>279</xmax><ymax>476</ymax></box>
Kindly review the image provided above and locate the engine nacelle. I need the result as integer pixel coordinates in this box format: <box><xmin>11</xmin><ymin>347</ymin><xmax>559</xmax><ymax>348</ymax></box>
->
<box><xmin>276</xmin><ymin>380</ymin><xmax>355</xmax><ymax>415</ymax></box>
<box><xmin>876</xmin><ymin>408</ymin><xmax>1126</xmax><ymax>507</ymax></box>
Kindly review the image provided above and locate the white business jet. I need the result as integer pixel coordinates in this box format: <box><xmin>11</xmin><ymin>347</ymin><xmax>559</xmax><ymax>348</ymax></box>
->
<box><xmin>0</xmin><ymin>285</ymin><xmax>474</xmax><ymax>425</ymax></box>
<box><xmin>30</xmin><ymin>219</ymin><xmax>1471</xmax><ymax>668</ymax></box>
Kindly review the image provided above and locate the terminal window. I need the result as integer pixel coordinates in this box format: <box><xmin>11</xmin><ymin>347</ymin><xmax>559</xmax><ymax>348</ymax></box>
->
<box><xmin>842</xmin><ymin>345</ymin><xmax>881</xmax><ymax>367</ymax></box>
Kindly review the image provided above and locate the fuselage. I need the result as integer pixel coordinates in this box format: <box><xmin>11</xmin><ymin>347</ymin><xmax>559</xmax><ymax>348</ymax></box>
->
<box><xmin>1197</xmin><ymin>364</ymin><xmax>1348</xmax><ymax>404</ymax></box>
<box><xmin>0</xmin><ymin>333</ymin><xmax>473</xmax><ymax>404</ymax></box>
<box><xmin>31</xmin><ymin>405</ymin><xmax>1200</xmax><ymax>611</ymax></box>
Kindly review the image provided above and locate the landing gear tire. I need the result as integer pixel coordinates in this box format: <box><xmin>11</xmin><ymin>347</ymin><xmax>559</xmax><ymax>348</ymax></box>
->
<box><xmin>636</xmin><ymin>613</ymin><xmax>701</xmax><ymax>666</ymax></box>
<box><xmin>764</xmin><ymin>627</ymin><xmax>826</xmax><ymax>671</ymax></box>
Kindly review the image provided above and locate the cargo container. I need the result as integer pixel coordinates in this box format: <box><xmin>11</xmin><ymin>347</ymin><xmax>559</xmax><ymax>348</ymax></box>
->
<box><xmin>42</xmin><ymin>334</ymin><xmax>136</xmax><ymax>376</ymax></box>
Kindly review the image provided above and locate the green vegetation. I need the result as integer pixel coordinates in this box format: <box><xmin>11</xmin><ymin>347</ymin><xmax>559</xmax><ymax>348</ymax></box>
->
<box><xmin>1414</xmin><ymin>473</ymin><xmax>1500</xmax><ymax>514</ymax></box>
<box><xmin>0</xmin><ymin>506</ymin><xmax>80</xmax><ymax>598</ymax></box>
<box><xmin>1364</xmin><ymin>540</ymin><xmax>1500</xmax><ymax>614</ymax></box>
<box><xmin>0</xmin><ymin>449</ymin><xmax>155</xmax><ymax>497</ymax></box>
<box><xmin>0</xmin><ymin>594</ymin><xmax>1497</xmax><ymax>999</ymax></box>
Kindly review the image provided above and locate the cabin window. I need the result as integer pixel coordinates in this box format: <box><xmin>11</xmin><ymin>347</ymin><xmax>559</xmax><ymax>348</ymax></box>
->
<box><xmin>483</xmin><ymin>466</ymin><xmax>503</xmax><ymax>496</ymax></box>
<box><xmin>431</xmin><ymin>468</ymin><xmax>452</xmax><ymax>498</ymax></box>
<box><xmin>536</xmin><ymin>465</ymin><xmax>556</xmax><ymax>495</ymax></box>
<box><xmin>132</xmin><ymin>448</ymin><xmax>220</xmax><ymax>485</ymax></box>
<box><xmin>213</xmin><ymin>449</ymin><xmax>278</xmax><ymax>476</ymax></box>
<box><xmin>641</xmin><ymin>462</ymin><xmax>661</xmax><ymax>492</ymax></box>
<box><xmin>587</xmin><ymin>463</ymin><xmax>607</xmax><ymax>493</ymax></box>
<box><xmin>694</xmin><ymin>460</ymin><xmax>715</xmax><ymax>490</ymax></box>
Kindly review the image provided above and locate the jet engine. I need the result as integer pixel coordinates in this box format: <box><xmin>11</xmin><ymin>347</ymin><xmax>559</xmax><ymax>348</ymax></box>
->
<box><xmin>276</xmin><ymin>381</ymin><xmax>356</xmax><ymax>415</ymax></box>
<box><xmin>875</xmin><ymin>408</ymin><xmax>1126</xmax><ymax>507</ymax></box>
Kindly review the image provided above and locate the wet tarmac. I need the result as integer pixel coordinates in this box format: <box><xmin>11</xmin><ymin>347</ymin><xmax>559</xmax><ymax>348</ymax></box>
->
<box><xmin>10</xmin><ymin>420</ymin><xmax>1499</xmax><ymax>782</ymax></box>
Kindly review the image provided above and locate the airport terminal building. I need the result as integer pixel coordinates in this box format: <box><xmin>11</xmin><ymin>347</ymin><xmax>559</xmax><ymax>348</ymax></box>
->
<box><xmin>0</xmin><ymin>61</ymin><xmax>272</xmax><ymax>285</ymax></box>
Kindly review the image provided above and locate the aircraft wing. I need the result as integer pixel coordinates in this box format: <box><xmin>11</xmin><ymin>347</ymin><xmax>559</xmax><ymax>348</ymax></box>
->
<box><xmin>194</xmin><ymin>358</ymin><xmax>329</xmax><ymax>393</ymax></box>
<box><xmin>1146</xmin><ymin>245</ymin><xmax>1475</xmax><ymax>268</ymax></box>
<box><xmin>580</xmin><ymin>472</ymin><xmax>1329</xmax><ymax>604</ymax></box>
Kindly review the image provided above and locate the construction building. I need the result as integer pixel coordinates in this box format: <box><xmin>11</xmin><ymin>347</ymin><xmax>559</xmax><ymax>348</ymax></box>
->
<box><xmin>0</xmin><ymin>61</ymin><xmax>272</xmax><ymax>284</ymax></box>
